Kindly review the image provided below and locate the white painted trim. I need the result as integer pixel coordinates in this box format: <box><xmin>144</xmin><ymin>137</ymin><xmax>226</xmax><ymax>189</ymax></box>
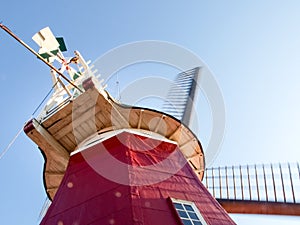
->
<box><xmin>71</xmin><ymin>128</ymin><xmax>178</xmax><ymax>156</ymax></box>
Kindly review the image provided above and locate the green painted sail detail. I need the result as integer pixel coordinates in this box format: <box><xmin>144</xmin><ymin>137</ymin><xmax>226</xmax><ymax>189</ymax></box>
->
<box><xmin>56</xmin><ymin>37</ymin><xmax>67</xmax><ymax>52</ymax></box>
<box><xmin>73</xmin><ymin>71</ymin><xmax>81</xmax><ymax>80</ymax></box>
<box><xmin>39</xmin><ymin>49</ymin><xmax>59</xmax><ymax>60</ymax></box>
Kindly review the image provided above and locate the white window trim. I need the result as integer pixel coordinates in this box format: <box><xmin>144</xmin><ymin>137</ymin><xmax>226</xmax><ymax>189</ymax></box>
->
<box><xmin>171</xmin><ymin>198</ymin><xmax>208</xmax><ymax>225</ymax></box>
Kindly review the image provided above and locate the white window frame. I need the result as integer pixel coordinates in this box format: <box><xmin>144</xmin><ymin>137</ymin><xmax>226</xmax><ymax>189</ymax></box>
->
<box><xmin>170</xmin><ymin>198</ymin><xmax>208</xmax><ymax>225</ymax></box>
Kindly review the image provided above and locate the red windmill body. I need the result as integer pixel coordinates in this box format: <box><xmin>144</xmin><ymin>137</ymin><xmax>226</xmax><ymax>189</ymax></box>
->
<box><xmin>18</xmin><ymin>27</ymin><xmax>236</xmax><ymax>224</ymax></box>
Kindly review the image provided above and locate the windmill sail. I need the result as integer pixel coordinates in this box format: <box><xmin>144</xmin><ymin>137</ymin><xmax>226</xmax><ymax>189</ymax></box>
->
<box><xmin>205</xmin><ymin>162</ymin><xmax>300</xmax><ymax>216</ymax></box>
<box><xmin>164</xmin><ymin>68</ymin><xmax>300</xmax><ymax>217</ymax></box>
<box><xmin>32</xmin><ymin>27</ymin><xmax>67</xmax><ymax>60</ymax></box>
<box><xmin>162</xmin><ymin>67</ymin><xmax>201</xmax><ymax>127</ymax></box>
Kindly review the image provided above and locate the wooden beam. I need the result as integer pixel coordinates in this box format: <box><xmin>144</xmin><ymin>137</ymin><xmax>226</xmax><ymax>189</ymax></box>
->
<box><xmin>217</xmin><ymin>199</ymin><xmax>300</xmax><ymax>216</ymax></box>
<box><xmin>31</xmin><ymin>119</ymin><xmax>69</xmax><ymax>159</ymax></box>
<box><xmin>137</xmin><ymin>109</ymin><xmax>144</xmax><ymax>129</ymax></box>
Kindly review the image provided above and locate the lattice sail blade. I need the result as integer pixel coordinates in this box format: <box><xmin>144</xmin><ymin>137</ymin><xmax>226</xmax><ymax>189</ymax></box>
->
<box><xmin>162</xmin><ymin>67</ymin><xmax>201</xmax><ymax>126</ymax></box>
<box><xmin>204</xmin><ymin>162</ymin><xmax>300</xmax><ymax>216</ymax></box>
<box><xmin>32</xmin><ymin>27</ymin><xmax>60</xmax><ymax>61</ymax></box>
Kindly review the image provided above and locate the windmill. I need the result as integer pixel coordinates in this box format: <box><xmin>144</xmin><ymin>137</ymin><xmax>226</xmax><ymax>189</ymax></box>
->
<box><xmin>161</xmin><ymin>67</ymin><xmax>300</xmax><ymax>216</ymax></box>
<box><xmin>0</xmin><ymin>25</ymin><xmax>299</xmax><ymax>224</ymax></box>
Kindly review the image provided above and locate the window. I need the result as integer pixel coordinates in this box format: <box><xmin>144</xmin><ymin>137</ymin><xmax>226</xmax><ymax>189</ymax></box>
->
<box><xmin>171</xmin><ymin>198</ymin><xmax>207</xmax><ymax>225</ymax></box>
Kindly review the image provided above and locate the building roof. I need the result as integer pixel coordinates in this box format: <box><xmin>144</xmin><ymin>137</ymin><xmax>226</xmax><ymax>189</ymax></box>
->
<box><xmin>24</xmin><ymin>78</ymin><xmax>205</xmax><ymax>200</ymax></box>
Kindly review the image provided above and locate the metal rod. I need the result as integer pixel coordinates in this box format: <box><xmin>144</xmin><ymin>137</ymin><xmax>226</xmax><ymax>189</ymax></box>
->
<box><xmin>279</xmin><ymin>163</ymin><xmax>286</xmax><ymax>203</ymax></box>
<box><xmin>247</xmin><ymin>164</ymin><xmax>252</xmax><ymax>201</ymax></box>
<box><xmin>288</xmin><ymin>163</ymin><xmax>296</xmax><ymax>203</ymax></box>
<box><xmin>270</xmin><ymin>163</ymin><xmax>277</xmax><ymax>202</ymax></box>
<box><xmin>239</xmin><ymin>165</ymin><xmax>244</xmax><ymax>200</ymax></box>
<box><xmin>219</xmin><ymin>166</ymin><xmax>222</xmax><ymax>199</ymax></box>
<box><xmin>262</xmin><ymin>164</ymin><xmax>268</xmax><ymax>201</ymax></box>
<box><xmin>298</xmin><ymin>162</ymin><xmax>300</xmax><ymax>203</ymax></box>
<box><xmin>212</xmin><ymin>167</ymin><xmax>215</xmax><ymax>197</ymax></box>
<box><xmin>232</xmin><ymin>166</ymin><xmax>236</xmax><ymax>200</ymax></box>
<box><xmin>56</xmin><ymin>76</ymin><xmax>71</xmax><ymax>97</ymax></box>
<box><xmin>298</xmin><ymin>162</ymin><xmax>300</xmax><ymax>181</ymax></box>
<box><xmin>0</xmin><ymin>23</ymin><xmax>82</xmax><ymax>93</ymax></box>
<box><xmin>255</xmin><ymin>164</ymin><xmax>260</xmax><ymax>201</ymax></box>
<box><xmin>205</xmin><ymin>168</ymin><xmax>208</xmax><ymax>188</ymax></box>
<box><xmin>225</xmin><ymin>166</ymin><xmax>229</xmax><ymax>199</ymax></box>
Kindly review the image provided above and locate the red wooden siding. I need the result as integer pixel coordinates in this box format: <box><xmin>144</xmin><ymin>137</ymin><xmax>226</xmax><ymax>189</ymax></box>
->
<box><xmin>40</xmin><ymin>131</ymin><xmax>235</xmax><ymax>225</ymax></box>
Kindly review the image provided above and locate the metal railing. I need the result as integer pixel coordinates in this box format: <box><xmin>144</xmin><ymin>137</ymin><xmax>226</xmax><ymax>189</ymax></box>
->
<box><xmin>204</xmin><ymin>162</ymin><xmax>300</xmax><ymax>203</ymax></box>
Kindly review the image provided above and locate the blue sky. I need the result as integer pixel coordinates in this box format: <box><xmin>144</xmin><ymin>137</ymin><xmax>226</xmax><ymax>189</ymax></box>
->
<box><xmin>0</xmin><ymin>1</ymin><xmax>300</xmax><ymax>224</ymax></box>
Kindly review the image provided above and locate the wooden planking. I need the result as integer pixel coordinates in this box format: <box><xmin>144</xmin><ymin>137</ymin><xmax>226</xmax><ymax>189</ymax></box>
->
<box><xmin>52</xmin><ymin>121</ymin><xmax>73</xmax><ymax>140</ymax></box>
<box><xmin>72</xmin><ymin>98</ymin><xmax>99</xmax><ymax>119</ymax></box>
<box><xmin>80</xmin><ymin>123</ymin><xmax>94</xmax><ymax>141</ymax></box>
<box><xmin>138</xmin><ymin>110</ymin><xmax>157</xmax><ymax>131</ymax></box>
<box><xmin>42</xmin><ymin>87</ymin><xmax>202</xmax><ymax>158</ymax></box>
<box><xmin>128</xmin><ymin>109</ymin><xmax>140</xmax><ymax>128</ymax></box>
<box><xmin>52</xmin><ymin>106</ymin><xmax>99</xmax><ymax>141</ymax></box>
<box><xmin>110</xmin><ymin>103</ymin><xmax>132</xmax><ymax>129</ymax></box>
<box><xmin>113</xmin><ymin>105</ymin><xmax>140</xmax><ymax>128</ymax></box>
<box><xmin>26</xmin><ymin>85</ymin><xmax>205</xmax><ymax>200</ymax></box>
<box><xmin>48</xmin><ymin>91</ymin><xmax>114</xmax><ymax>150</ymax></box>
<box><xmin>180</xmin><ymin>138</ymin><xmax>198</xmax><ymax>158</ymax></box>
<box><xmin>137</xmin><ymin>109</ymin><xmax>144</xmax><ymax>129</ymax></box>
<box><xmin>44</xmin><ymin>172</ymin><xmax>65</xmax><ymax>189</ymax></box>
<box><xmin>25</xmin><ymin>119</ymin><xmax>69</xmax><ymax>199</ymax></box>
<box><xmin>42</xmin><ymin>102</ymin><xmax>73</xmax><ymax>129</ymax></box>
<box><xmin>43</xmin><ymin>154</ymin><xmax>68</xmax><ymax>174</ymax></box>
<box><xmin>72</xmin><ymin>125</ymin><xmax>86</xmax><ymax>144</ymax></box>
<box><xmin>164</xmin><ymin>116</ymin><xmax>181</xmax><ymax>137</ymax></box>
<box><xmin>65</xmin><ymin>133</ymin><xmax>77</xmax><ymax>150</ymax></box>
<box><xmin>177</xmin><ymin>126</ymin><xmax>194</xmax><ymax>146</ymax></box>
<box><xmin>189</xmin><ymin>155</ymin><xmax>204</xmax><ymax>171</ymax></box>
<box><xmin>81</xmin><ymin>121</ymin><xmax>92</xmax><ymax>135</ymax></box>
<box><xmin>46</xmin><ymin>188</ymin><xmax>59</xmax><ymax>200</ymax></box>
<box><xmin>58</xmin><ymin>135</ymin><xmax>76</xmax><ymax>152</ymax></box>
<box><xmin>29</xmin><ymin>119</ymin><xmax>69</xmax><ymax>161</ymax></box>
<box><xmin>188</xmin><ymin>158</ymin><xmax>205</xmax><ymax>181</ymax></box>
<box><xmin>45</xmin><ymin>88</ymin><xmax>102</xmax><ymax>134</ymax></box>
<box><xmin>86</xmin><ymin>119</ymin><xmax>97</xmax><ymax>132</ymax></box>
<box><xmin>46</xmin><ymin>110</ymin><xmax>73</xmax><ymax>135</ymax></box>
<box><xmin>95</xmin><ymin>111</ymin><xmax>110</xmax><ymax>129</ymax></box>
<box><xmin>168</xmin><ymin>124</ymin><xmax>182</xmax><ymax>140</ymax></box>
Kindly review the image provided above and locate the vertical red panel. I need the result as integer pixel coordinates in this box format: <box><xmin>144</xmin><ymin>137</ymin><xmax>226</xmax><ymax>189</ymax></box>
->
<box><xmin>40</xmin><ymin>131</ymin><xmax>235</xmax><ymax>225</ymax></box>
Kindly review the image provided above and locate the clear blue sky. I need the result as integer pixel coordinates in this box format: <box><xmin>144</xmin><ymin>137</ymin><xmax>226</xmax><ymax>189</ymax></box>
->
<box><xmin>0</xmin><ymin>1</ymin><xmax>300</xmax><ymax>224</ymax></box>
